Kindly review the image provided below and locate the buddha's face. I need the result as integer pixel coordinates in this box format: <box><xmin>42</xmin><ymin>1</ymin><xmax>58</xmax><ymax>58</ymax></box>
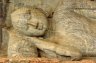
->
<box><xmin>11</xmin><ymin>7</ymin><xmax>48</xmax><ymax>36</ymax></box>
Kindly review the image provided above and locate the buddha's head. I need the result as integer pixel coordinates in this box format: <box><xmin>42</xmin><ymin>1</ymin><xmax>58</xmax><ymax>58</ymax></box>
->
<box><xmin>11</xmin><ymin>7</ymin><xmax>48</xmax><ymax>36</ymax></box>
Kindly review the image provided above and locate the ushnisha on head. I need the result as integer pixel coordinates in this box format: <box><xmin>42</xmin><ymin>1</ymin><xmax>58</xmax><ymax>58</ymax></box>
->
<box><xmin>11</xmin><ymin>7</ymin><xmax>48</xmax><ymax>37</ymax></box>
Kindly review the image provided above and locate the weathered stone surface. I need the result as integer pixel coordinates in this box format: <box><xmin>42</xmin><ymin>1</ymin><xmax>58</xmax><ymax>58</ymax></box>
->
<box><xmin>40</xmin><ymin>0</ymin><xmax>96</xmax><ymax>60</ymax></box>
<box><xmin>11</xmin><ymin>7</ymin><xmax>48</xmax><ymax>36</ymax></box>
<box><xmin>0</xmin><ymin>58</ymin><xmax>8</xmax><ymax>63</ymax></box>
<box><xmin>5</xmin><ymin>0</ymin><xmax>60</xmax><ymax>27</ymax></box>
<box><xmin>62</xmin><ymin>60</ymin><xmax>96</xmax><ymax>63</ymax></box>
<box><xmin>2</xmin><ymin>0</ymin><xmax>96</xmax><ymax>61</ymax></box>
<box><xmin>0</xmin><ymin>58</ymin><xmax>96</xmax><ymax>63</ymax></box>
<box><xmin>7</xmin><ymin>7</ymin><xmax>49</xmax><ymax>59</ymax></box>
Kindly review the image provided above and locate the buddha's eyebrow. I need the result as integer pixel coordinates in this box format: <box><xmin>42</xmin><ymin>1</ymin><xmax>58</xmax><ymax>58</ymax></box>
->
<box><xmin>90</xmin><ymin>0</ymin><xmax>95</xmax><ymax>1</ymax></box>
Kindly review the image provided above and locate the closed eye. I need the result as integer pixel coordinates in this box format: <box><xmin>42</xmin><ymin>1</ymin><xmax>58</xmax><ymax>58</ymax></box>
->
<box><xmin>27</xmin><ymin>22</ymin><xmax>36</xmax><ymax>27</ymax></box>
<box><xmin>90</xmin><ymin>0</ymin><xmax>94</xmax><ymax>1</ymax></box>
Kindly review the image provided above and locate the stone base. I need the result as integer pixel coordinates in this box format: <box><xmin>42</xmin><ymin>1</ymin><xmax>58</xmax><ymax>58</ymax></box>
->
<box><xmin>0</xmin><ymin>58</ymin><xmax>96</xmax><ymax>63</ymax></box>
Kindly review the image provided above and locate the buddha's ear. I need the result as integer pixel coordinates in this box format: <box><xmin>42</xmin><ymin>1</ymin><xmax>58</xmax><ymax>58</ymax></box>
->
<box><xmin>0</xmin><ymin>15</ymin><xmax>9</xmax><ymax>28</ymax></box>
<box><xmin>0</xmin><ymin>18</ymin><xmax>11</xmax><ymax>29</ymax></box>
<box><xmin>0</xmin><ymin>15</ymin><xmax>12</xmax><ymax>29</ymax></box>
<box><xmin>3</xmin><ymin>13</ymin><xmax>12</xmax><ymax>29</ymax></box>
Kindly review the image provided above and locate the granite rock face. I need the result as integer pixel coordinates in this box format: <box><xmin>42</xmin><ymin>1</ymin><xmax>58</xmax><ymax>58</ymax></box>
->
<box><xmin>0</xmin><ymin>58</ymin><xmax>96</xmax><ymax>63</ymax></box>
<box><xmin>2</xmin><ymin>0</ymin><xmax>96</xmax><ymax>61</ymax></box>
<box><xmin>38</xmin><ymin>0</ymin><xmax>96</xmax><ymax>60</ymax></box>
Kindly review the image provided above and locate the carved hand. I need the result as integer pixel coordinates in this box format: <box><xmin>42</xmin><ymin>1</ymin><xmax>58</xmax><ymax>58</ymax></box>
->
<box><xmin>26</xmin><ymin>37</ymin><xmax>82</xmax><ymax>60</ymax></box>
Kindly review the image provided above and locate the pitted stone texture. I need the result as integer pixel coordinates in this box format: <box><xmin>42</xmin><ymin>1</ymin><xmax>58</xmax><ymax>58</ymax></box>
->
<box><xmin>4</xmin><ymin>0</ymin><xmax>96</xmax><ymax>61</ymax></box>
<box><xmin>41</xmin><ymin>0</ymin><xmax>96</xmax><ymax>60</ymax></box>
<box><xmin>9</xmin><ymin>0</ymin><xmax>60</xmax><ymax>17</ymax></box>
<box><xmin>0</xmin><ymin>58</ymin><xmax>96</xmax><ymax>63</ymax></box>
<box><xmin>5</xmin><ymin>0</ymin><xmax>60</xmax><ymax>27</ymax></box>
<box><xmin>62</xmin><ymin>60</ymin><xmax>96</xmax><ymax>63</ymax></box>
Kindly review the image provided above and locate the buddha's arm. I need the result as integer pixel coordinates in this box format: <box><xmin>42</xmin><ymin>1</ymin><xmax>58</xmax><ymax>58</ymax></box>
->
<box><xmin>26</xmin><ymin>37</ymin><xmax>82</xmax><ymax>60</ymax></box>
